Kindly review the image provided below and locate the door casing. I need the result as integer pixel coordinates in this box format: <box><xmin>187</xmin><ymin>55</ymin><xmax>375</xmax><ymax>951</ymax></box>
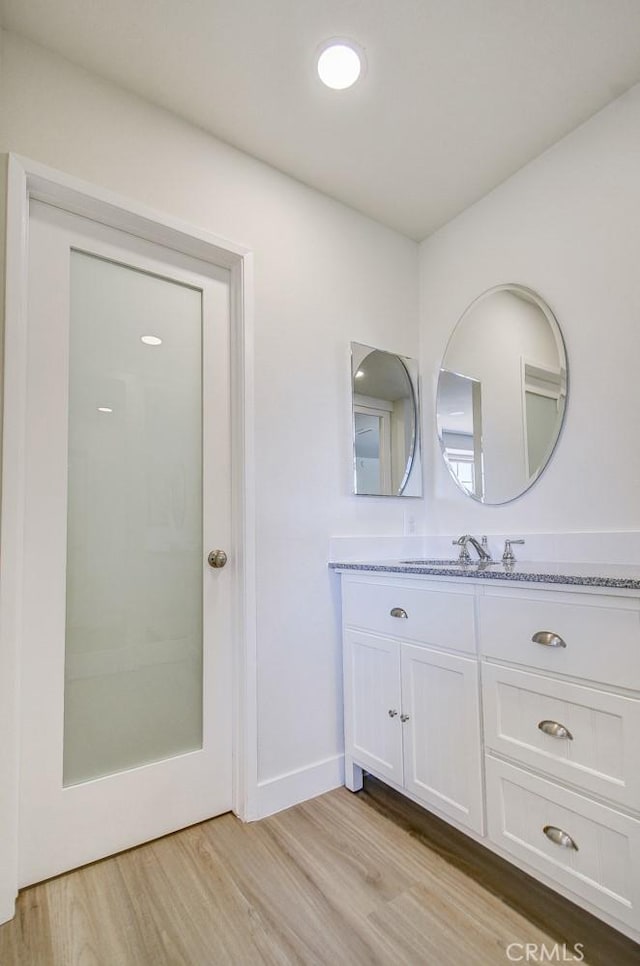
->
<box><xmin>0</xmin><ymin>153</ymin><xmax>258</xmax><ymax>923</ymax></box>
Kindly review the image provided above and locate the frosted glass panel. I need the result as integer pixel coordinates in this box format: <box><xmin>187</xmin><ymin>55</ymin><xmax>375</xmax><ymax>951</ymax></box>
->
<box><xmin>64</xmin><ymin>251</ymin><xmax>203</xmax><ymax>786</ymax></box>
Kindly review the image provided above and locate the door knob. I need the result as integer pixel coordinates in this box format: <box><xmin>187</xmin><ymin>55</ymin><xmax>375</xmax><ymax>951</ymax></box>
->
<box><xmin>208</xmin><ymin>549</ymin><xmax>228</xmax><ymax>569</ymax></box>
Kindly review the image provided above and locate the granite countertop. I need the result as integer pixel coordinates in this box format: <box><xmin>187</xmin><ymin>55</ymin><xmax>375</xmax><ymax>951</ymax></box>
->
<box><xmin>329</xmin><ymin>558</ymin><xmax>640</xmax><ymax>590</ymax></box>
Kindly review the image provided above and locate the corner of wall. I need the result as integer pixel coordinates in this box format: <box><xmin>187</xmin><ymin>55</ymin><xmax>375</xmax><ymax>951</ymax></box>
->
<box><xmin>1</xmin><ymin>152</ymin><xmax>7</xmax><ymax>443</ymax></box>
<box><xmin>0</xmin><ymin>150</ymin><xmax>18</xmax><ymax>925</ymax></box>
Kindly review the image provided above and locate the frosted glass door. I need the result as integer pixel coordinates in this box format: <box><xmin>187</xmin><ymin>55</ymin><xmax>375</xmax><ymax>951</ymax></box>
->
<box><xmin>19</xmin><ymin>200</ymin><xmax>232</xmax><ymax>888</ymax></box>
<box><xmin>64</xmin><ymin>252</ymin><xmax>204</xmax><ymax>785</ymax></box>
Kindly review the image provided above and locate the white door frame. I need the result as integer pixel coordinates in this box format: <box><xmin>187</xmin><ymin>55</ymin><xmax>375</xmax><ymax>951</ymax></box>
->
<box><xmin>0</xmin><ymin>153</ymin><xmax>258</xmax><ymax>923</ymax></box>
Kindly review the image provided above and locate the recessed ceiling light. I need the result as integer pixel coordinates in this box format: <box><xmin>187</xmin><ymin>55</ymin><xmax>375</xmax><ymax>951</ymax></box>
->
<box><xmin>97</xmin><ymin>407</ymin><xmax>113</xmax><ymax>413</ymax></box>
<box><xmin>141</xmin><ymin>335</ymin><xmax>162</xmax><ymax>346</ymax></box>
<box><xmin>317</xmin><ymin>40</ymin><xmax>364</xmax><ymax>90</ymax></box>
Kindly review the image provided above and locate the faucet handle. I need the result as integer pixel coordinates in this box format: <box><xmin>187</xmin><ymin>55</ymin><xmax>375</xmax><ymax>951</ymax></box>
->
<box><xmin>503</xmin><ymin>538</ymin><xmax>525</xmax><ymax>563</ymax></box>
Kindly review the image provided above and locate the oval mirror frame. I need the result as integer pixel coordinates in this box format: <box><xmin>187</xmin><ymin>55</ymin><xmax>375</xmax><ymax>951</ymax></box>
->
<box><xmin>351</xmin><ymin>342</ymin><xmax>422</xmax><ymax>497</ymax></box>
<box><xmin>436</xmin><ymin>284</ymin><xmax>568</xmax><ymax>505</ymax></box>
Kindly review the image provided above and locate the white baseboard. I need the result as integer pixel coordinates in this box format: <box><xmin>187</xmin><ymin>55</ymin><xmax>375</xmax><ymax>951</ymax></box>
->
<box><xmin>0</xmin><ymin>889</ymin><xmax>16</xmax><ymax>926</ymax></box>
<box><xmin>255</xmin><ymin>754</ymin><xmax>345</xmax><ymax>819</ymax></box>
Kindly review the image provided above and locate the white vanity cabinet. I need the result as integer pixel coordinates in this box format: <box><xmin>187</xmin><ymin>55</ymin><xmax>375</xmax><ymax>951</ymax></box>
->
<box><xmin>337</xmin><ymin>568</ymin><xmax>640</xmax><ymax>943</ymax></box>
<box><xmin>341</xmin><ymin>575</ymin><xmax>484</xmax><ymax>834</ymax></box>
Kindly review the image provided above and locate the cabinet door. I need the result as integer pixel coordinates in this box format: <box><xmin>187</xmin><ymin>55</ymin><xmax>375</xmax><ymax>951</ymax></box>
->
<box><xmin>401</xmin><ymin>643</ymin><xmax>484</xmax><ymax>833</ymax></box>
<box><xmin>343</xmin><ymin>630</ymin><xmax>403</xmax><ymax>784</ymax></box>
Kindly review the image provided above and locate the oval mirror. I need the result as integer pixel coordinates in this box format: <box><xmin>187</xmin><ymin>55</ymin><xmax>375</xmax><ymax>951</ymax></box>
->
<box><xmin>351</xmin><ymin>343</ymin><xmax>422</xmax><ymax>496</ymax></box>
<box><xmin>436</xmin><ymin>284</ymin><xmax>567</xmax><ymax>504</ymax></box>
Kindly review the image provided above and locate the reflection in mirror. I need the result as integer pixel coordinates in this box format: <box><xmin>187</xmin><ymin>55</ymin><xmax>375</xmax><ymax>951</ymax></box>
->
<box><xmin>436</xmin><ymin>285</ymin><xmax>567</xmax><ymax>505</ymax></box>
<box><xmin>351</xmin><ymin>343</ymin><xmax>422</xmax><ymax>497</ymax></box>
<box><xmin>437</xmin><ymin>371</ymin><xmax>483</xmax><ymax>499</ymax></box>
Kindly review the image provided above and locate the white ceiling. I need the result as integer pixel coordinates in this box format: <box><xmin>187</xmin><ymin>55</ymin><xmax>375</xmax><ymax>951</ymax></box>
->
<box><xmin>4</xmin><ymin>1</ymin><xmax>640</xmax><ymax>240</ymax></box>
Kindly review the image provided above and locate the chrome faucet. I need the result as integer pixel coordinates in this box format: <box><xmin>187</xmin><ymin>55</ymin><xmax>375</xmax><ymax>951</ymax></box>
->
<box><xmin>452</xmin><ymin>534</ymin><xmax>492</xmax><ymax>563</ymax></box>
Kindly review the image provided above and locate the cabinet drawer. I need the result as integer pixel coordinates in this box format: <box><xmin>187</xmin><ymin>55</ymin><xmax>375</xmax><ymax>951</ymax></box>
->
<box><xmin>483</xmin><ymin>664</ymin><xmax>640</xmax><ymax>809</ymax></box>
<box><xmin>486</xmin><ymin>756</ymin><xmax>640</xmax><ymax>930</ymax></box>
<box><xmin>342</xmin><ymin>578</ymin><xmax>476</xmax><ymax>654</ymax></box>
<box><xmin>479</xmin><ymin>592</ymin><xmax>640</xmax><ymax>689</ymax></box>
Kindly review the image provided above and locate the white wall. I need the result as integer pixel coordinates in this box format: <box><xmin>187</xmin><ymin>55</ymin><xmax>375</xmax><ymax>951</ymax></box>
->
<box><xmin>420</xmin><ymin>81</ymin><xmax>640</xmax><ymax>534</ymax></box>
<box><xmin>0</xmin><ymin>30</ymin><xmax>420</xmax><ymax>828</ymax></box>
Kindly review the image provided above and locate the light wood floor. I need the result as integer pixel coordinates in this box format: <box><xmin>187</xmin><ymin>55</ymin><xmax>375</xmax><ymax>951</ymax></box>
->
<box><xmin>1</xmin><ymin>777</ymin><xmax>638</xmax><ymax>965</ymax></box>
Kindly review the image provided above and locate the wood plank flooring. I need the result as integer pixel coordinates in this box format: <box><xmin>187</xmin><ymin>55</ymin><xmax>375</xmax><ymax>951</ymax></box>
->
<box><xmin>1</xmin><ymin>777</ymin><xmax>638</xmax><ymax>965</ymax></box>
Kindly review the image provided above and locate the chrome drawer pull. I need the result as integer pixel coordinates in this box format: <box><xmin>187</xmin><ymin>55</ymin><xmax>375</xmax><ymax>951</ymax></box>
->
<box><xmin>538</xmin><ymin>720</ymin><xmax>573</xmax><ymax>740</ymax></box>
<box><xmin>543</xmin><ymin>825</ymin><xmax>578</xmax><ymax>851</ymax></box>
<box><xmin>400</xmin><ymin>713</ymin><xmax>410</xmax><ymax>722</ymax></box>
<box><xmin>532</xmin><ymin>631</ymin><xmax>566</xmax><ymax>648</ymax></box>
<box><xmin>388</xmin><ymin>709</ymin><xmax>398</xmax><ymax>718</ymax></box>
<box><xmin>390</xmin><ymin>607</ymin><xmax>408</xmax><ymax>619</ymax></box>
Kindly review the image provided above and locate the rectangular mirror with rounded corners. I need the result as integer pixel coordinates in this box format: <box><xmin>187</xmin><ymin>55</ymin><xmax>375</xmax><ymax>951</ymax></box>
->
<box><xmin>351</xmin><ymin>342</ymin><xmax>422</xmax><ymax>497</ymax></box>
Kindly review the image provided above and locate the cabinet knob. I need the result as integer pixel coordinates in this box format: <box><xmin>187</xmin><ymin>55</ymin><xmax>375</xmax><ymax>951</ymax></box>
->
<box><xmin>388</xmin><ymin>709</ymin><xmax>398</xmax><ymax>718</ymax></box>
<box><xmin>400</xmin><ymin>713</ymin><xmax>410</xmax><ymax>722</ymax></box>
<box><xmin>531</xmin><ymin>630</ymin><xmax>566</xmax><ymax>648</ymax></box>
<box><xmin>543</xmin><ymin>825</ymin><xmax>578</xmax><ymax>851</ymax></box>
<box><xmin>538</xmin><ymin>719</ymin><xmax>573</xmax><ymax>740</ymax></box>
<box><xmin>390</xmin><ymin>607</ymin><xmax>408</xmax><ymax>619</ymax></box>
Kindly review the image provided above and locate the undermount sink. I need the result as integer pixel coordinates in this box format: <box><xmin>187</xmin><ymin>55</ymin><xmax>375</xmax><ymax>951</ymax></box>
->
<box><xmin>399</xmin><ymin>558</ymin><xmax>502</xmax><ymax>567</ymax></box>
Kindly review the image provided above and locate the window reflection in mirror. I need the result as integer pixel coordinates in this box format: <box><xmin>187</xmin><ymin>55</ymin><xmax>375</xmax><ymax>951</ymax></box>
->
<box><xmin>436</xmin><ymin>285</ymin><xmax>567</xmax><ymax>505</ymax></box>
<box><xmin>437</xmin><ymin>371</ymin><xmax>483</xmax><ymax>499</ymax></box>
<box><xmin>351</xmin><ymin>343</ymin><xmax>422</xmax><ymax>497</ymax></box>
